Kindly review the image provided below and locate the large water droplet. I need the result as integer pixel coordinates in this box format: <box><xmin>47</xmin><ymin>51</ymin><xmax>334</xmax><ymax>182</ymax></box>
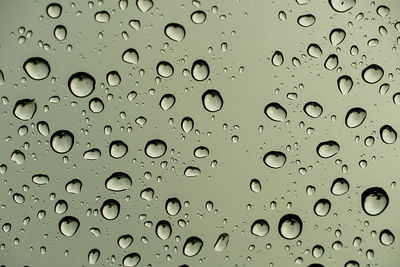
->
<box><xmin>181</xmin><ymin>117</ymin><xmax>194</xmax><ymax>133</ymax></box>
<box><xmin>316</xmin><ymin>140</ymin><xmax>340</xmax><ymax>158</ymax></box>
<box><xmin>324</xmin><ymin>54</ymin><xmax>338</xmax><ymax>70</ymax></box>
<box><xmin>47</xmin><ymin>3</ymin><xmax>62</xmax><ymax>18</ymax></box>
<box><xmin>297</xmin><ymin>14</ymin><xmax>316</xmax><ymax>27</ymax></box>
<box><xmin>376</xmin><ymin>5</ymin><xmax>390</xmax><ymax>17</ymax></box>
<box><xmin>331</xmin><ymin>178</ymin><xmax>349</xmax><ymax>196</ymax></box>
<box><xmin>214</xmin><ymin>233</ymin><xmax>229</xmax><ymax>252</ymax></box>
<box><xmin>314</xmin><ymin>199</ymin><xmax>331</xmax><ymax>217</ymax></box>
<box><xmin>109</xmin><ymin>140</ymin><xmax>128</xmax><ymax>159</ymax></box>
<box><xmin>68</xmin><ymin>72</ymin><xmax>95</xmax><ymax>97</ymax></box>
<box><xmin>13</xmin><ymin>99</ymin><xmax>36</xmax><ymax>121</ymax></box>
<box><xmin>54</xmin><ymin>25</ymin><xmax>67</xmax><ymax>41</ymax></box>
<box><xmin>183</xmin><ymin>236</ymin><xmax>203</xmax><ymax>257</ymax></box>
<box><xmin>101</xmin><ymin>199</ymin><xmax>120</xmax><ymax>220</ymax></box>
<box><xmin>278</xmin><ymin>214</ymin><xmax>303</xmax><ymax>240</ymax></box>
<box><xmin>263</xmin><ymin>151</ymin><xmax>286</xmax><ymax>168</ymax></box>
<box><xmin>145</xmin><ymin>139</ymin><xmax>167</xmax><ymax>158</ymax></box>
<box><xmin>191</xmin><ymin>10</ymin><xmax>206</xmax><ymax>24</ymax></box>
<box><xmin>380</xmin><ymin>229</ymin><xmax>395</xmax><ymax>246</ymax></box>
<box><xmin>191</xmin><ymin>60</ymin><xmax>209</xmax><ymax>81</ymax></box>
<box><xmin>166</xmin><ymin>198</ymin><xmax>181</xmax><ymax>216</ymax></box>
<box><xmin>362</xmin><ymin>64</ymin><xmax>384</xmax><ymax>84</ymax></box>
<box><xmin>337</xmin><ymin>75</ymin><xmax>353</xmax><ymax>95</ymax></box>
<box><xmin>107</xmin><ymin>71</ymin><xmax>121</xmax><ymax>87</ymax></box>
<box><xmin>328</xmin><ymin>0</ymin><xmax>356</xmax><ymax>12</ymax></box>
<box><xmin>264</xmin><ymin>102</ymin><xmax>287</xmax><ymax>122</ymax></box>
<box><xmin>105</xmin><ymin>172</ymin><xmax>132</xmax><ymax>192</ymax></box>
<box><xmin>160</xmin><ymin>94</ymin><xmax>176</xmax><ymax>111</ymax></box>
<box><xmin>88</xmin><ymin>249</ymin><xmax>100</xmax><ymax>264</ymax></box>
<box><xmin>94</xmin><ymin>11</ymin><xmax>110</xmax><ymax>23</ymax></box>
<box><xmin>65</xmin><ymin>179</ymin><xmax>82</xmax><ymax>194</ymax></box>
<box><xmin>54</xmin><ymin>200</ymin><xmax>68</xmax><ymax>214</ymax></box>
<box><xmin>361</xmin><ymin>187</ymin><xmax>389</xmax><ymax>216</ymax></box>
<box><xmin>251</xmin><ymin>219</ymin><xmax>269</xmax><ymax>237</ymax></box>
<box><xmin>304</xmin><ymin>102</ymin><xmax>323</xmax><ymax>118</ymax></box>
<box><xmin>59</xmin><ymin>216</ymin><xmax>80</xmax><ymax>237</ymax></box>
<box><xmin>202</xmin><ymin>89</ymin><xmax>223</xmax><ymax>112</ymax></box>
<box><xmin>32</xmin><ymin>174</ymin><xmax>49</xmax><ymax>185</ymax></box>
<box><xmin>380</xmin><ymin>125</ymin><xmax>397</xmax><ymax>144</ymax></box>
<box><xmin>194</xmin><ymin>146</ymin><xmax>209</xmax><ymax>158</ymax></box>
<box><xmin>23</xmin><ymin>57</ymin><xmax>50</xmax><ymax>80</ymax></box>
<box><xmin>330</xmin><ymin>28</ymin><xmax>346</xmax><ymax>45</ymax></box>
<box><xmin>118</xmin><ymin>234</ymin><xmax>133</xmax><ymax>249</ymax></box>
<box><xmin>155</xmin><ymin>220</ymin><xmax>172</xmax><ymax>240</ymax></box>
<box><xmin>157</xmin><ymin>61</ymin><xmax>174</xmax><ymax>78</ymax></box>
<box><xmin>164</xmin><ymin>23</ymin><xmax>186</xmax><ymax>41</ymax></box>
<box><xmin>136</xmin><ymin>0</ymin><xmax>153</xmax><ymax>12</ymax></box>
<box><xmin>307</xmin><ymin>44</ymin><xmax>323</xmax><ymax>58</ymax></box>
<box><xmin>123</xmin><ymin>252</ymin><xmax>141</xmax><ymax>266</ymax></box>
<box><xmin>51</xmin><ymin>130</ymin><xmax>74</xmax><ymax>154</ymax></box>
<box><xmin>122</xmin><ymin>49</ymin><xmax>139</xmax><ymax>64</ymax></box>
<box><xmin>272</xmin><ymin>51</ymin><xmax>284</xmax><ymax>66</ymax></box>
<box><xmin>345</xmin><ymin>108</ymin><xmax>367</xmax><ymax>128</ymax></box>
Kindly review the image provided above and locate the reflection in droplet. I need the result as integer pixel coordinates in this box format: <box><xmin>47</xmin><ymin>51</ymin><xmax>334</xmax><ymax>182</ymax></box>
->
<box><xmin>251</xmin><ymin>219</ymin><xmax>269</xmax><ymax>237</ymax></box>
<box><xmin>380</xmin><ymin>125</ymin><xmax>397</xmax><ymax>144</ymax></box>
<box><xmin>202</xmin><ymin>89</ymin><xmax>223</xmax><ymax>112</ymax></box>
<box><xmin>183</xmin><ymin>236</ymin><xmax>203</xmax><ymax>257</ymax></box>
<box><xmin>278</xmin><ymin>214</ymin><xmax>303</xmax><ymax>240</ymax></box>
<box><xmin>51</xmin><ymin>130</ymin><xmax>74</xmax><ymax>154</ymax></box>
<box><xmin>101</xmin><ymin>199</ymin><xmax>120</xmax><ymax>220</ymax></box>
<box><xmin>155</xmin><ymin>220</ymin><xmax>172</xmax><ymax>240</ymax></box>
<box><xmin>13</xmin><ymin>99</ymin><xmax>36</xmax><ymax>121</ymax></box>
<box><xmin>263</xmin><ymin>151</ymin><xmax>286</xmax><ymax>168</ymax></box>
<box><xmin>361</xmin><ymin>187</ymin><xmax>389</xmax><ymax>216</ymax></box>
<box><xmin>59</xmin><ymin>216</ymin><xmax>80</xmax><ymax>237</ymax></box>
<box><xmin>331</xmin><ymin>178</ymin><xmax>349</xmax><ymax>196</ymax></box>
<box><xmin>264</xmin><ymin>102</ymin><xmax>287</xmax><ymax>122</ymax></box>
<box><xmin>145</xmin><ymin>139</ymin><xmax>167</xmax><ymax>158</ymax></box>
<box><xmin>314</xmin><ymin>199</ymin><xmax>331</xmax><ymax>217</ymax></box>
<box><xmin>191</xmin><ymin>60</ymin><xmax>209</xmax><ymax>81</ymax></box>
<box><xmin>23</xmin><ymin>57</ymin><xmax>50</xmax><ymax>80</ymax></box>
<box><xmin>362</xmin><ymin>64</ymin><xmax>384</xmax><ymax>84</ymax></box>
<box><xmin>164</xmin><ymin>23</ymin><xmax>186</xmax><ymax>41</ymax></box>
<box><xmin>345</xmin><ymin>108</ymin><xmax>367</xmax><ymax>128</ymax></box>
<box><xmin>105</xmin><ymin>172</ymin><xmax>132</xmax><ymax>192</ymax></box>
<box><xmin>316</xmin><ymin>140</ymin><xmax>340</xmax><ymax>158</ymax></box>
<box><xmin>68</xmin><ymin>72</ymin><xmax>95</xmax><ymax>97</ymax></box>
<box><xmin>214</xmin><ymin>233</ymin><xmax>230</xmax><ymax>252</ymax></box>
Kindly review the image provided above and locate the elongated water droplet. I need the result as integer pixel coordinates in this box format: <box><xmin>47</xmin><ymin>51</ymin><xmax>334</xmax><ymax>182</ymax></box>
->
<box><xmin>330</xmin><ymin>28</ymin><xmax>346</xmax><ymax>45</ymax></box>
<box><xmin>94</xmin><ymin>11</ymin><xmax>110</xmax><ymax>23</ymax></box>
<box><xmin>304</xmin><ymin>102</ymin><xmax>323</xmax><ymax>118</ymax></box>
<box><xmin>264</xmin><ymin>102</ymin><xmax>287</xmax><ymax>122</ymax></box>
<box><xmin>250</xmin><ymin>179</ymin><xmax>261</xmax><ymax>193</ymax></box>
<box><xmin>345</xmin><ymin>108</ymin><xmax>367</xmax><ymax>128</ymax></box>
<box><xmin>297</xmin><ymin>14</ymin><xmax>316</xmax><ymax>27</ymax></box>
<box><xmin>214</xmin><ymin>233</ymin><xmax>229</xmax><ymax>252</ymax></box>
<box><xmin>166</xmin><ymin>198</ymin><xmax>181</xmax><ymax>216</ymax></box>
<box><xmin>272</xmin><ymin>51</ymin><xmax>284</xmax><ymax>66</ymax></box>
<box><xmin>316</xmin><ymin>140</ymin><xmax>340</xmax><ymax>158</ymax></box>
<box><xmin>54</xmin><ymin>25</ymin><xmax>67</xmax><ymax>40</ymax></box>
<box><xmin>380</xmin><ymin>125</ymin><xmax>397</xmax><ymax>144</ymax></box>
<box><xmin>362</xmin><ymin>64</ymin><xmax>384</xmax><ymax>84</ymax></box>
<box><xmin>105</xmin><ymin>172</ymin><xmax>132</xmax><ymax>192</ymax></box>
<box><xmin>307</xmin><ymin>44</ymin><xmax>323</xmax><ymax>58</ymax></box>
<box><xmin>164</xmin><ymin>23</ymin><xmax>186</xmax><ymax>41</ymax></box>
<box><xmin>32</xmin><ymin>174</ymin><xmax>49</xmax><ymax>185</ymax></box>
<box><xmin>183</xmin><ymin>236</ymin><xmax>203</xmax><ymax>257</ymax></box>
<box><xmin>191</xmin><ymin>60</ymin><xmax>209</xmax><ymax>81</ymax></box>
<box><xmin>181</xmin><ymin>117</ymin><xmax>194</xmax><ymax>133</ymax></box>
<box><xmin>263</xmin><ymin>151</ymin><xmax>286</xmax><ymax>168</ymax></box>
<box><xmin>83</xmin><ymin>149</ymin><xmax>101</xmax><ymax>160</ymax></box>
<box><xmin>123</xmin><ymin>252</ymin><xmax>141</xmax><ymax>266</ymax></box>
<box><xmin>337</xmin><ymin>75</ymin><xmax>353</xmax><ymax>95</ymax></box>
<box><xmin>324</xmin><ymin>54</ymin><xmax>338</xmax><ymax>70</ymax></box>
<box><xmin>88</xmin><ymin>249</ymin><xmax>100</xmax><ymax>264</ymax></box>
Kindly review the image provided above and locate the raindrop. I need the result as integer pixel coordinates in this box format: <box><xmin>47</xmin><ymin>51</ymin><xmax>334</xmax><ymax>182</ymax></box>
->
<box><xmin>37</xmin><ymin>121</ymin><xmax>50</xmax><ymax>136</ymax></box>
<box><xmin>380</xmin><ymin>125</ymin><xmax>397</xmax><ymax>144</ymax></box>
<box><xmin>307</xmin><ymin>44</ymin><xmax>323</xmax><ymax>58</ymax></box>
<box><xmin>380</xmin><ymin>229</ymin><xmax>395</xmax><ymax>246</ymax></box>
<box><xmin>157</xmin><ymin>61</ymin><xmax>174</xmax><ymax>78</ymax></box>
<box><xmin>250</xmin><ymin>179</ymin><xmax>261</xmax><ymax>193</ymax></box>
<box><xmin>13</xmin><ymin>99</ymin><xmax>36</xmax><ymax>121</ymax></box>
<box><xmin>330</xmin><ymin>28</ymin><xmax>346</xmax><ymax>45</ymax></box>
<box><xmin>316</xmin><ymin>140</ymin><xmax>340</xmax><ymax>158</ymax></box>
<box><xmin>331</xmin><ymin>178</ymin><xmax>349</xmax><ymax>196</ymax></box>
<box><xmin>264</xmin><ymin>102</ymin><xmax>287</xmax><ymax>122</ymax></box>
<box><xmin>166</xmin><ymin>198</ymin><xmax>181</xmax><ymax>216</ymax></box>
<box><xmin>118</xmin><ymin>234</ymin><xmax>133</xmax><ymax>249</ymax></box>
<box><xmin>361</xmin><ymin>64</ymin><xmax>384</xmax><ymax>84</ymax></box>
<box><xmin>47</xmin><ymin>3</ymin><xmax>62</xmax><ymax>18</ymax></box>
<box><xmin>304</xmin><ymin>102</ymin><xmax>323</xmax><ymax>118</ymax></box>
<box><xmin>68</xmin><ymin>72</ymin><xmax>95</xmax><ymax>97</ymax></box>
<box><xmin>324</xmin><ymin>54</ymin><xmax>338</xmax><ymax>70</ymax></box>
<box><xmin>155</xmin><ymin>220</ymin><xmax>172</xmax><ymax>240</ymax></box>
<box><xmin>94</xmin><ymin>11</ymin><xmax>110</xmax><ymax>23</ymax></box>
<box><xmin>251</xmin><ymin>219</ymin><xmax>269</xmax><ymax>237</ymax></box>
<box><xmin>123</xmin><ymin>253</ymin><xmax>141</xmax><ymax>267</ymax></box>
<box><xmin>312</xmin><ymin>245</ymin><xmax>324</xmax><ymax>258</ymax></box>
<box><xmin>272</xmin><ymin>51</ymin><xmax>284</xmax><ymax>66</ymax></box>
<box><xmin>32</xmin><ymin>174</ymin><xmax>49</xmax><ymax>185</ymax></box>
<box><xmin>345</xmin><ymin>108</ymin><xmax>367</xmax><ymax>128</ymax></box>
<box><xmin>59</xmin><ymin>216</ymin><xmax>80</xmax><ymax>237</ymax></box>
<box><xmin>136</xmin><ymin>0</ymin><xmax>153</xmax><ymax>12</ymax></box>
<box><xmin>54</xmin><ymin>25</ymin><xmax>67</xmax><ymax>41</ymax></box>
<box><xmin>202</xmin><ymin>89</ymin><xmax>223</xmax><ymax>112</ymax></box>
<box><xmin>337</xmin><ymin>75</ymin><xmax>353</xmax><ymax>95</ymax></box>
<box><xmin>376</xmin><ymin>5</ymin><xmax>390</xmax><ymax>17</ymax></box>
<box><xmin>160</xmin><ymin>94</ymin><xmax>176</xmax><ymax>111</ymax></box>
<box><xmin>50</xmin><ymin>130</ymin><xmax>74</xmax><ymax>154</ymax></box>
<box><xmin>183</xmin><ymin>236</ymin><xmax>203</xmax><ymax>257</ymax></box>
<box><xmin>278</xmin><ymin>214</ymin><xmax>303</xmax><ymax>240</ymax></box>
<box><xmin>361</xmin><ymin>187</ymin><xmax>389</xmax><ymax>216</ymax></box>
<box><xmin>344</xmin><ymin>261</ymin><xmax>359</xmax><ymax>267</ymax></box>
<box><xmin>88</xmin><ymin>249</ymin><xmax>100</xmax><ymax>264</ymax></box>
<box><xmin>83</xmin><ymin>149</ymin><xmax>101</xmax><ymax>160</ymax></box>
<box><xmin>263</xmin><ymin>151</ymin><xmax>286</xmax><ymax>168</ymax></box>
<box><xmin>314</xmin><ymin>199</ymin><xmax>331</xmax><ymax>217</ymax></box>
<box><xmin>214</xmin><ymin>233</ymin><xmax>230</xmax><ymax>251</ymax></box>
<box><xmin>181</xmin><ymin>117</ymin><xmax>194</xmax><ymax>133</ymax></box>
<box><xmin>194</xmin><ymin>146</ymin><xmax>209</xmax><ymax>158</ymax></box>
<box><xmin>65</xmin><ymin>179</ymin><xmax>82</xmax><ymax>194</ymax></box>
<box><xmin>122</xmin><ymin>49</ymin><xmax>139</xmax><ymax>64</ymax></box>
<box><xmin>109</xmin><ymin>140</ymin><xmax>128</xmax><ymax>159</ymax></box>
<box><xmin>184</xmin><ymin>166</ymin><xmax>201</xmax><ymax>177</ymax></box>
<box><xmin>164</xmin><ymin>23</ymin><xmax>186</xmax><ymax>41</ymax></box>
<box><xmin>328</xmin><ymin>0</ymin><xmax>356</xmax><ymax>12</ymax></box>
<box><xmin>101</xmin><ymin>199</ymin><xmax>120</xmax><ymax>220</ymax></box>
<box><xmin>105</xmin><ymin>172</ymin><xmax>132</xmax><ymax>192</ymax></box>
<box><xmin>145</xmin><ymin>139</ymin><xmax>167</xmax><ymax>158</ymax></box>
<box><xmin>297</xmin><ymin>14</ymin><xmax>316</xmax><ymax>27</ymax></box>
<box><xmin>54</xmin><ymin>200</ymin><xmax>68</xmax><ymax>214</ymax></box>
<box><xmin>191</xmin><ymin>60</ymin><xmax>209</xmax><ymax>81</ymax></box>
<box><xmin>23</xmin><ymin>57</ymin><xmax>50</xmax><ymax>80</ymax></box>
<box><xmin>191</xmin><ymin>10</ymin><xmax>206</xmax><ymax>24</ymax></box>
<box><xmin>107</xmin><ymin>71</ymin><xmax>121</xmax><ymax>87</ymax></box>
<box><xmin>11</xmin><ymin>150</ymin><xmax>25</xmax><ymax>165</ymax></box>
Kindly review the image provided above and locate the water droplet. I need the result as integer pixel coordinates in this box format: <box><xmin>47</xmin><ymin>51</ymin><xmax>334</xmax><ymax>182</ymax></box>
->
<box><xmin>145</xmin><ymin>139</ymin><xmax>167</xmax><ymax>158</ymax></box>
<box><xmin>109</xmin><ymin>140</ymin><xmax>128</xmax><ymax>159</ymax></box>
<box><xmin>328</xmin><ymin>0</ymin><xmax>356</xmax><ymax>12</ymax></box>
<box><xmin>94</xmin><ymin>11</ymin><xmax>110</xmax><ymax>23</ymax></box>
<box><xmin>83</xmin><ymin>149</ymin><xmax>101</xmax><ymax>160</ymax></box>
<box><xmin>307</xmin><ymin>44</ymin><xmax>323</xmax><ymax>58</ymax></box>
<box><xmin>11</xmin><ymin>150</ymin><xmax>25</xmax><ymax>165</ymax></box>
<box><xmin>316</xmin><ymin>140</ymin><xmax>340</xmax><ymax>158</ymax></box>
<box><xmin>251</xmin><ymin>219</ymin><xmax>269</xmax><ymax>237</ymax></box>
<box><xmin>160</xmin><ymin>94</ymin><xmax>176</xmax><ymax>111</ymax></box>
<box><xmin>123</xmin><ymin>252</ymin><xmax>141</xmax><ymax>266</ymax></box>
<box><xmin>155</xmin><ymin>220</ymin><xmax>172</xmax><ymax>240</ymax></box>
<box><xmin>54</xmin><ymin>200</ymin><xmax>68</xmax><ymax>214</ymax></box>
<box><xmin>361</xmin><ymin>64</ymin><xmax>384</xmax><ymax>84</ymax></box>
<box><xmin>13</xmin><ymin>193</ymin><xmax>25</xmax><ymax>203</ymax></box>
<box><xmin>88</xmin><ymin>249</ymin><xmax>100</xmax><ymax>264</ymax></box>
<box><xmin>59</xmin><ymin>216</ymin><xmax>80</xmax><ymax>237</ymax></box>
<box><xmin>157</xmin><ymin>61</ymin><xmax>174</xmax><ymax>78</ymax></box>
<box><xmin>214</xmin><ymin>233</ymin><xmax>229</xmax><ymax>251</ymax></box>
<box><xmin>345</xmin><ymin>108</ymin><xmax>367</xmax><ymax>128</ymax></box>
<box><xmin>314</xmin><ymin>199</ymin><xmax>331</xmax><ymax>217</ymax></box>
<box><xmin>47</xmin><ymin>3</ymin><xmax>62</xmax><ymax>18</ymax></box>
<box><xmin>101</xmin><ymin>199</ymin><xmax>120</xmax><ymax>220</ymax></box>
<box><xmin>51</xmin><ymin>130</ymin><xmax>74</xmax><ymax>154</ymax></box>
<box><xmin>181</xmin><ymin>117</ymin><xmax>194</xmax><ymax>133</ymax></box>
<box><xmin>183</xmin><ymin>236</ymin><xmax>203</xmax><ymax>257</ymax></box>
<box><xmin>380</xmin><ymin>125</ymin><xmax>397</xmax><ymax>144</ymax></box>
<box><xmin>330</xmin><ymin>28</ymin><xmax>346</xmax><ymax>45</ymax></box>
<box><xmin>136</xmin><ymin>0</ymin><xmax>153</xmax><ymax>12</ymax></box>
<box><xmin>331</xmin><ymin>178</ymin><xmax>349</xmax><ymax>195</ymax></box>
<box><xmin>380</xmin><ymin>229</ymin><xmax>395</xmax><ymax>246</ymax></box>
<box><xmin>32</xmin><ymin>174</ymin><xmax>49</xmax><ymax>185</ymax></box>
<box><xmin>250</xmin><ymin>179</ymin><xmax>261</xmax><ymax>193</ymax></box>
<box><xmin>23</xmin><ymin>57</ymin><xmax>50</xmax><ymax>80</ymax></box>
<box><xmin>271</xmin><ymin>51</ymin><xmax>284</xmax><ymax>66</ymax></box>
<box><xmin>13</xmin><ymin>99</ymin><xmax>36</xmax><ymax>121</ymax></box>
<box><xmin>105</xmin><ymin>172</ymin><xmax>132</xmax><ymax>192</ymax></box>
<box><xmin>118</xmin><ymin>234</ymin><xmax>133</xmax><ymax>249</ymax></box>
<box><xmin>68</xmin><ymin>72</ymin><xmax>95</xmax><ymax>97</ymax></box>
<box><xmin>194</xmin><ymin>146</ymin><xmax>209</xmax><ymax>158</ymax></box>
<box><xmin>263</xmin><ymin>151</ymin><xmax>286</xmax><ymax>168</ymax></box>
<box><xmin>278</xmin><ymin>214</ymin><xmax>303</xmax><ymax>240</ymax></box>
<box><xmin>122</xmin><ymin>49</ymin><xmax>139</xmax><ymax>64</ymax></box>
<box><xmin>164</xmin><ymin>23</ymin><xmax>186</xmax><ymax>41</ymax></box>
<box><xmin>264</xmin><ymin>102</ymin><xmax>287</xmax><ymax>122</ymax></box>
<box><xmin>191</xmin><ymin>60</ymin><xmax>209</xmax><ymax>81</ymax></box>
<box><xmin>191</xmin><ymin>10</ymin><xmax>206</xmax><ymax>24</ymax></box>
<box><xmin>376</xmin><ymin>5</ymin><xmax>390</xmax><ymax>17</ymax></box>
<box><xmin>324</xmin><ymin>54</ymin><xmax>338</xmax><ymax>70</ymax></box>
<box><xmin>107</xmin><ymin>71</ymin><xmax>121</xmax><ymax>87</ymax></box>
<box><xmin>166</xmin><ymin>198</ymin><xmax>181</xmax><ymax>216</ymax></box>
<box><xmin>312</xmin><ymin>245</ymin><xmax>325</xmax><ymax>258</ymax></box>
<box><xmin>344</xmin><ymin>260</ymin><xmax>359</xmax><ymax>267</ymax></box>
<box><xmin>37</xmin><ymin>121</ymin><xmax>50</xmax><ymax>136</ymax></box>
<box><xmin>184</xmin><ymin>166</ymin><xmax>201</xmax><ymax>177</ymax></box>
<box><xmin>361</xmin><ymin>187</ymin><xmax>389</xmax><ymax>216</ymax></box>
<box><xmin>337</xmin><ymin>75</ymin><xmax>353</xmax><ymax>95</ymax></box>
<box><xmin>88</xmin><ymin>97</ymin><xmax>104</xmax><ymax>113</ymax></box>
<box><xmin>297</xmin><ymin>14</ymin><xmax>316</xmax><ymax>27</ymax></box>
<box><xmin>304</xmin><ymin>102</ymin><xmax>323</xmax><ymax>118</ymax></box>
<box><xmin>54</xmin><ymin>25</ymin><xmax>67</xmax><ymax>41</ymax></box>
<box><xmin>65</xmin><ymin>179</ymin><xmax>82</xmax><ymax>194</ymax></box>
<box><xmin>202</xmin><ymin>89</ymin><xmax>223</xmax><ymax>112</ymax></box>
